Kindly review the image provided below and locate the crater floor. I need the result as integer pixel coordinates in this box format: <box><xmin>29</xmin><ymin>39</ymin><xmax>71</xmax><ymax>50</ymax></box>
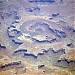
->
<box><xmin>0</xmin><ymin>0</ymin><xmax>75</xmax><ymax>75</ymax></box>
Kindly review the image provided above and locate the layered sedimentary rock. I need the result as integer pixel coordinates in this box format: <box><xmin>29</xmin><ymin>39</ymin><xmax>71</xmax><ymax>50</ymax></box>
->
<box><xmin>0</xmin><ymin>0</ymin><xmax>75</xmax><ymax>75</ymax></box>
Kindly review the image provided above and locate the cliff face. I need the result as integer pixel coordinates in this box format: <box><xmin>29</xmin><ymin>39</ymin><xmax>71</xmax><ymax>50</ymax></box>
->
<box><xmin>0</xmin><ymin>0</ymin><xmax>75</xmax><ymax>75</ymax></box>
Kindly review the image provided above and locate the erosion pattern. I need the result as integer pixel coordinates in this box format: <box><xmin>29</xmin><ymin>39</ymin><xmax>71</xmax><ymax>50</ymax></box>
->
<box><xmin>0</xmin><ymin>0</ymin><xmax>75</xmax><ymax>75</ymax></box>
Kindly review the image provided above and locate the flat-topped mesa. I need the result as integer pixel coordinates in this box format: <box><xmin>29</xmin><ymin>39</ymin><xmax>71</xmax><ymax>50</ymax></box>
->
<box><xmin>28</xmin><ymin>0</ymin><xmax>55</xmax><ymax>3</ymax></box>
<box><xmin>0</xmin><ymin>61</ymin><xmax>23</xmax><ymax>71</ymax></box>
<box><xmin>0</xmin><ymin>44</ymin><xmax>6</xmax><ymax>49</ymax></box>
<box><xmin>55</xmin><ymin>59</ymin><xmax>75</xmax><ymax>69</ymax></box>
